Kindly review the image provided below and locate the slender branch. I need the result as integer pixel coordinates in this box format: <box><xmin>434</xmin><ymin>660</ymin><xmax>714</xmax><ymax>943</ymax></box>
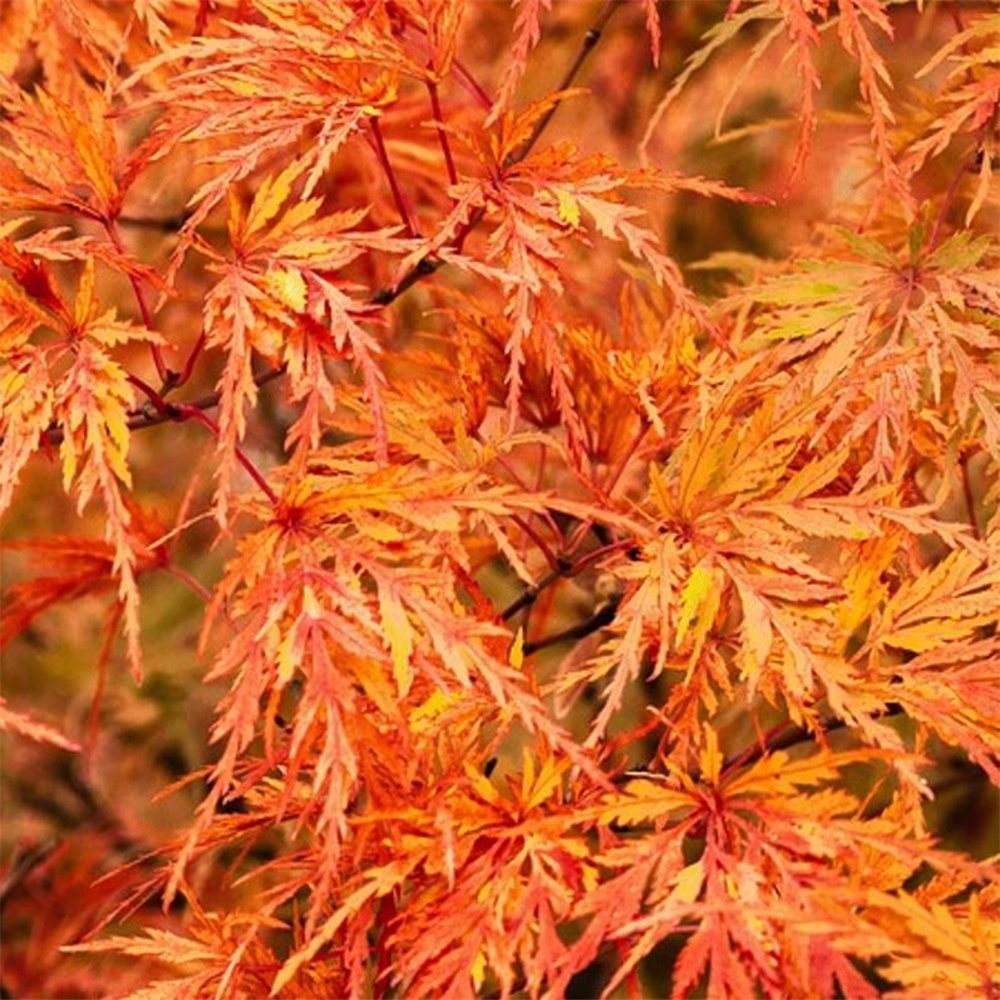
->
<box><xmin>501</xmin><ymin>565</ymin><xmax>566</xmax><ymax>621</ymax></box>
<box><xmin>500</xmin><ymin>536</ymin><xmax>631</xmax><ymax>633</ymax></box>
<box><xmin>106</xmin><ymin>219</ymin><xmax>168</xmax><ymax>383</ymax></box>
<box><xmin>369</xmin><ymin>117</ymin><xmax>418</xmax><ymax>238</ymax></box>
<box><xmin>721</xmin><ymin>718</ymin><xmax>802</xmax><ymax>776</ymax></box>
<box><xmin>139</xmin><ymin>364</ymin><xmax>287</xmax><ymax>430</ymax></box>
<box><xmin>174</xmin><ymin>404</ymin><xmax>279</xmax><ymax>504</ymax></box>
<box><xmin>928</xmin><ymin>158</ymin><xmax>972</xmax><ymax>252</ymax></box>
<box><xmin>605</xmin><ymin>420</ymin><xmax>650</xmax><ymax>497</ymax></box>
<box><xmin>427</xmin><ymin>74</ymin><xmax>459</xmax><ymax>187</ymax></box>
<box><xmin>126</xmin><ymin>372</ymin><xmax>174</xmax><ymax>418</ymax></box>
<box><xmin>35</xmin><ymin>364</ymin><xmax>287</xmax><ymax>445</ymax></box>
<box><xmin>122</xmin><ymin>372</ymin><xmax>278</xmax><ymax>505</ymax></box>
<box><xmin>503</xmin><ymin>0</ymin><xmax>619</xmax><ymax>169</ymax></box>
<box><xmin>721</xmin><ymin>703</ymin><xmax>906</xmax><ymax>776</ymax></box>
<box><xmin>175</xmin><ymin>328</ymin><xmax>206</xmax><ymax>391</ymax></box>
<box><xmin>558</xmin><ymin>425</ymin><xmax>649</xmax><ymax>557</ymax></box>
<box><xmin>453</xmin><ymin>56</ymin><xmax>493</xmax><ymax>110</ymax></box>
<box><xmin>566</xmin><ymin>538</ymin><xmax>637</xmax><ymax>576</ymax></box>
<box><xmin>116</xmin><ymin>212</ymin><xmax>188</xmax><ymax>233</ymax></box>
<box><xmin>164</xmin><ymin>562</ymin><xmax>213</xmax><ymax>604</ymax></box>
<box><xmin>371</xmin><ymin>253</ymin><xmax>444</xmax><ymax>306</ymax></box>
<box><xmin>523</xmin><ymin>595</ymin><xmax>621</xmax><ymax>656</ymax></box>
<box><xmin>510</xmin><ymin>513</ymin><xmax>561</xmax><ymax>570</ymax></box>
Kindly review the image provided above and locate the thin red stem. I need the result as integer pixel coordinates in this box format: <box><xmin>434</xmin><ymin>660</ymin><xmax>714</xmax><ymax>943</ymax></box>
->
<box><xmin>175</xmin><ymin>405</ymin><xmax>278</xmax><ymax>504</ymax></box>
<box><xmin>176</xmin><ymin>329</ymin><xmax>206</xmax><ymax>389</ymax></box>
<box><xmin>564</xmin><ymin>517</ymin><xmax>596</xmax><ymax>558</ymax></box>
<box><xmin>125</xmin><ymin>373</ymin><xmax>278</xmax><ymax>505</ymax></box>
<box><xmin>928</xmin><ymin>158</ymin><xmax>972</xmax><ymax>252</ymax></box>
<box><xmin>511</xmin><ymin>514</ymin><xmax>560</xmax><ymax>570</ymax></box>
<box><xmin>164</xmin><ymin>562</ymin><xmax>213</xmax><ymax>604</ymax></box>
<box><xmin>426</xmin><ymin>74</ymin><xmax>458</xmax><ymax>187</ymax></box>
<box><xmin>84</xmin><ymin>606</ymin><xmax>123</xmax><ymax>769</ymax></box>
<box><xmin>453</xmin><ymin>57</ymin><xmax>493</xmax><ymax>110</ymax></box>
<box><xmin>605</xmin><ymin>420</ymin><xmax>650</xmax><ymax>497</ymax></box>
<box><xmin>566</xmin><ymin>539</ymin><xmax>636</xmax><ymax>577</ymax></box>
<box><xmin>369</xmin><ymin>117</ymin><xmax>417</xmax><ymax>238</ymax></box>
<box><xmin>106</xmin><ymin>219</ymin><xmax>168</xmax><ymax>382</ymax></box>
<box><xmin>126</xmin><ymin>372</ymin><xmax>172</xmax><ymax>416</ymax></box>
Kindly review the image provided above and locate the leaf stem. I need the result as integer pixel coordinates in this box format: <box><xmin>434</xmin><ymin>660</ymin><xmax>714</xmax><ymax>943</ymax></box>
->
<box><xmin>174</xmin><ymin>329</ymin><xmax>206</xmax><ymax>390</ymax></box>
<box><xmin>453</xmin><ymin>56</ymin><xmax>493</xmax><ymax>110</ymax></box>
<box><xmin>105</xmin><ymin>219</ymin><xmax>169</xmax><ymax>383</ymax></box>
<box><xmin>124</xmin><ymin>373</ymin><xmax>278</xmax><ymax>505</ymax></box>
<box><xmin>164</xmin><ymin>561</ymin><xmax>214</xmax><ymax>604</ymax></box>
<box><xmin>173</xmin><ymin>404</ymin><xmax>278</xmax><ymax>504</ymax></box>
<box><xmin>426</xmin><ymin>74</ymin><xmax>459</xmax><ymax>187</ymax></box>
<box><xmin>368</xmin><ymin>117</ymin><xmax>418</xmax><ymax>238</ymax></box>
<box><xmin>605</xmin><ymin>420</ymin><xmax>650</xmax><ymax>497</ymax></box>
<box><xmin>721</xmin><ymin>704</ymin><xmax>906</xmax><ymax>776</ymax></box>
<box><xmin>34</xmin><ymin>364</ymin><xmax>287</xmax><ymax>446</ymax></box>
<box><xmin>510</xmin><ymin>513</ymin><xmax>561</xmax><ymax>570</ymax></box>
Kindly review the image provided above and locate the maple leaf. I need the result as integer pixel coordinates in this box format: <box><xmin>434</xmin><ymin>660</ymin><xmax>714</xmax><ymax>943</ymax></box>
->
<box><xmin>165</xmin><ymin>450</ymin><xmax>617</xmax><ymax>921</ymax></box>
<box><xmin>64</xmin><ymin>900</ymin><xmax>290</xmax><ymax>1000</ymax></box>
<box><xmin>2</xmin><ymin>253</ymin><xmax>164</xmax><ymax>680</ymax></box>
<box><xmin>903</xmin><ymin>11</ymin><xmax>999</xmax><ymax>227</ymax></box>
<box><xmin>397</xmin><ymin>111</ymin><xmax>758</xmax><ymax>442</ymax></box>
<box><xmin>568</xmin><ymin>747</ymin><xmax>993</xmax><ymax>1000</ymax></box>
<box><xmin>0</xmin><ymin>79</ymin><xmax>122</xmax><ymax>221</ymax></box>
<box><xmin>0</xmin><ymin>0</ymin><xmax>173</xmax><ymax>104</ymax></box>
<box><xmin>0</xmin><ymin>697</ymin><xmax>81</xmax><ymax>753</ymax></box>
<box><xmin>642</xmin><ymin>0</ymin><xmax>912</xmax><ymax>205</ymax></box>
<box><xmin>117</xmin><ymin>0</ymin><xmax>424</xmax><ymax>285</ymax></box>
<box><xmin>197</xmin><ymin>157</ymin><xmax>408</xmax><ymax>518</ymax></box>
<box><xmin>731</xmin><ymin>226</ymin><xmax>1000</xmax><ymax>472</ymax></box>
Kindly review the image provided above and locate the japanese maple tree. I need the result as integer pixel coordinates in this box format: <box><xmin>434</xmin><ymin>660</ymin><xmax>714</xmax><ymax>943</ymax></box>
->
<box><xmin>1</xmin><ymin>1</ymin><xmax>998</xmax><ymax>998</ymax></box>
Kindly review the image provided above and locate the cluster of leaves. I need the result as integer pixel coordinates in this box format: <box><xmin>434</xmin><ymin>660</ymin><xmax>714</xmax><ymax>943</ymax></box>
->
<box><xmin>1</xmin><ymin>1</ymin><xmax>998</xmax><ymax>998</ymax></box>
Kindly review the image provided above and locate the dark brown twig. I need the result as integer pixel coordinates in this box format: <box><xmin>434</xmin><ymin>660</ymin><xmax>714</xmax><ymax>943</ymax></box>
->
<box><xmin>523</xmin><ymin>595</ymin><xmax>621</xmax><ymax>655</ymax></box>
<box><xmin>721</xmin><ymin>703</ymin><xmax>906</xmax><ymax>776</ymax></box>
<box><xmin>503</xmin><ymin>0</ymin><xmax>618</xmax><ymax>170</ymax></box>
<box><xmin>117</xmin><ymin>212</ymin><xmax>188</xmax><ymax>232</ymax></box>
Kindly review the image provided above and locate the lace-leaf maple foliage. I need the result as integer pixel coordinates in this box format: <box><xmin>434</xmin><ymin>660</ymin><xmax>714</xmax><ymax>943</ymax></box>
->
<box><xmin>1</xmin><ymin>2</ymin><xmax>998</xmax><ymax>998</ymax></box>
